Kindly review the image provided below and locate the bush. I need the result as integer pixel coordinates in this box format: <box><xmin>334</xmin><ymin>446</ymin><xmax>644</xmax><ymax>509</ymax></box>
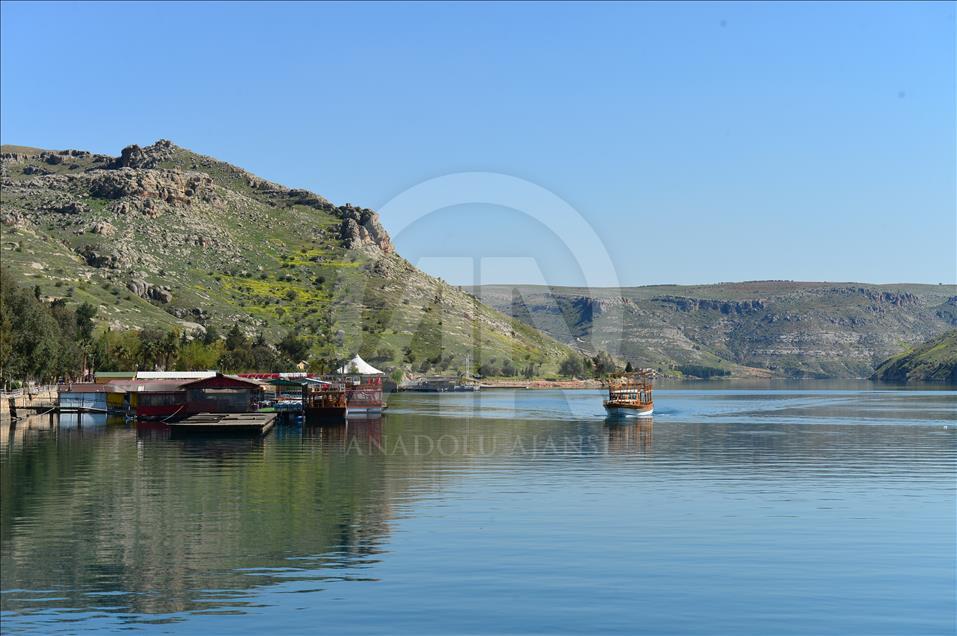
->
<box><xmin>677</xmin><ymin>364</ymin><xmax>730</xmax><ymax>379</ymax></box>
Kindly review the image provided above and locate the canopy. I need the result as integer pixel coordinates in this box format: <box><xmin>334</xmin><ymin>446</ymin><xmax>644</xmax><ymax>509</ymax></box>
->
<box><xmin>336</xmin><ymin>355</ymin><xmax>383</xmax><ymax>375</ymax></box>
<box><xmin>267</xmin><ymin>377</ymin><xmax>331</xmax><ymax>387</ymax></box>
<box><xmin>267</xmin><ymin>377</ymin><xmax>309</xmax><ymax>388</ymax></box>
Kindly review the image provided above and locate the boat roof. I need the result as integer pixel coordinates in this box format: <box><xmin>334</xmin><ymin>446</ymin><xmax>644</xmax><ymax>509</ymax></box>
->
<box><xmin>266</xmin><ymin>377</ymin><xmax>310</xmax><ymax>387</ymax></box>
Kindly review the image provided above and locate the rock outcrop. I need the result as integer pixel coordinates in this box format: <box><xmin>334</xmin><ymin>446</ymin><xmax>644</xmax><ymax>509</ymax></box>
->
<box><xmin>108</xmin><ymin>140</ymin><xmax>176</xmax><ymax>169</ymax></box>
<box><xmin>338</xmin><ymin>204</ymin><xmax>393</xmax><ymax>253</ymax></box>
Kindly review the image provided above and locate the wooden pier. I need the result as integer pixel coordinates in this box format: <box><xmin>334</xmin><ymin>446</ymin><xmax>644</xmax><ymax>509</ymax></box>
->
<box><xmin>166</xmin><ymin>412</ymin><xmax>277</xmax><ymax>436</ymax></box>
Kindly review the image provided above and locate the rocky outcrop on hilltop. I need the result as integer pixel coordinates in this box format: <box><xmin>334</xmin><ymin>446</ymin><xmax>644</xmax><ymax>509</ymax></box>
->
<box><xmin>108</xmin><ymin>140</ymin><xmax>176</xmax><ymax>169</ymax></box>
<box><xmin>89</xmin><ymin>168</ymin><xmax>223</xmax><ymax>216</ymax></box>
<box><xmin>338</xmin><ymin>204</ymin><xmax>394</xmax><ymax>253</ymax></box>
<box><xmin>0</xmin><ymin>139</ymin><xmax>397</xmax><ymax>258</ymax></box>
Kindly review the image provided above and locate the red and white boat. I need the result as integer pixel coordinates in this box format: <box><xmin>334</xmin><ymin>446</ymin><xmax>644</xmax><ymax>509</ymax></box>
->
<box><xmin>335</xmin><ymin>355</ymin><xmax>385</xmax><ymax>417</ymax></box>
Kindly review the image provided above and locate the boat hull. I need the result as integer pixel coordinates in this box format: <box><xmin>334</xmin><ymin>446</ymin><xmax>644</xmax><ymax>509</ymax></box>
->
<box><xmin>346</xmin><ymin>406</ymin><xmax>384</xmax><ymax>417</ymax></box>
<box><xmin>603</xmin><ymin>404</ymin><xmax>654</xmax><ymax>418</ymax></box>
<box><xmin>304</xmin><ymin>406</ymin><xmax>347</xmax><ymax>424</ymax></box>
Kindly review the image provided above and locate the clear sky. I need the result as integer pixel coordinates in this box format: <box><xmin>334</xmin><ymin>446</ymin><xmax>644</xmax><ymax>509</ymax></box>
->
<box><xmin>2</xmin><ymin>1</ymin><xmax>954</xmax><ymax>287</ymax></box>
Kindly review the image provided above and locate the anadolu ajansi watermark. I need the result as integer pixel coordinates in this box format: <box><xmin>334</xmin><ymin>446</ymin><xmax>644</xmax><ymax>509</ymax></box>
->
<box><xmin>342</xmin><ymin>432</ymin><xmax>608</xmax><ymax>457</ymax></box>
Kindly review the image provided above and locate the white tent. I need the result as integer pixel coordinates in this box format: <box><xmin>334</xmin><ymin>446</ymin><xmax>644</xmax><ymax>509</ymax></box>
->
<box><xmin>336</xmin><ymin>354</ymin><xmax>383</xmax><ymax>375</ymax></box>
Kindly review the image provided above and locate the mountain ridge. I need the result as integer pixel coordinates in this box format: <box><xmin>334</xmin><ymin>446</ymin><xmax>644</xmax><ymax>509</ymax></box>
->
<box><xmin>1</xmin><ymin>140</ymin><xmax>572</xmax><ymax>375</ymax></box>
<box><xmin>475</xmin><ymin>282</ymin><xmax>956</xmax><ymax>378</ymax></box>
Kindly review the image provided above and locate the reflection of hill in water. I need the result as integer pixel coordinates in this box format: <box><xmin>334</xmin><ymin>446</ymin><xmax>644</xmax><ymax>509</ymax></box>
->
<box><xmin>1</xmin><ymin>419</ymin><xmax>404</xmax><ymax>617</ymax></box>
<box><xmin>2</xmin><ymin>402</ymin><xmax>948</xmax><ymax>621</ymax></box>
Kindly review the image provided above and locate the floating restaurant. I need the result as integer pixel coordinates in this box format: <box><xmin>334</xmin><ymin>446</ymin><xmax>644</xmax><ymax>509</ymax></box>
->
<box><xmin>58</xmin><ymin>372</ymin><xmax>264</xmax><ymax>421</ymax></box>
<box><xmin>56</xmin><ymin>358</ymin><xmax>387</xmax><ymax>425</ymax></box>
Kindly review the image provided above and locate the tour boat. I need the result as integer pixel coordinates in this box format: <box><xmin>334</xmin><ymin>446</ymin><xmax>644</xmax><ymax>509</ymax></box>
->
<box><xmin>303</xmin><ymin>381</ymin><xmax>348</xmax><ymax>422</ymax></box>
<box><xmin>603</xmin><ymin>369</ymin><xmax>654</xmax><ymax>418</ymax></box>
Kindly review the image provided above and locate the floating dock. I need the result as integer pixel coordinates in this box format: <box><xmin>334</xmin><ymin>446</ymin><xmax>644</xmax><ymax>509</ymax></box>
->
<box><xmin>166</xmin><ymin>412</ymin><xmax>277</xmax><ymax>436</ymax></box>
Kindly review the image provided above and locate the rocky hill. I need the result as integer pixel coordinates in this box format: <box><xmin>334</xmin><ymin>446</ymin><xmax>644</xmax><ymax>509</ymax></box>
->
<box><xmin>871</xmin><ymin>330</ymin><xmax>957</xmax><ymax>384</ymax></box>
<box><xmin>475</xmin><ymin>282</ymin><xmax>957</xmax><ymax>378</ymax></box>
<box><xmin>0</xmin><ymin>141</ymin><xmax>571</xmax><ymax>374</ymax></box>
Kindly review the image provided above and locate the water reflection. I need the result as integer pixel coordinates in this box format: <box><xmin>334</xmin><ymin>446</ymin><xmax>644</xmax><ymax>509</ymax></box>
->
<box><xmin>1</xmin><ymin>388</ymin><xmax>955</xmax><ymax>634</ymax></box>
<box><xmin>605</xmin><ymin>419</ymin><xmax>654</xmax><ymax>455</ymax></box>
<box><xmin>1</xmin><ymin>418</ymin><xmax>396</xmax><ymax>621</ymax></box>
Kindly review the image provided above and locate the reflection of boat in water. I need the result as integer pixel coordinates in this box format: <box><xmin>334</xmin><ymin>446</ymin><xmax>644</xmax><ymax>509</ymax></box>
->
<box><xmin>605</xmin><ymin>418</ymin><xmax>653</xmax><ymax>454</ymax></box>
<box><xmin>301</xmin><ymin>417</ymin><xmax>383</xmax><ymax>451</ymax></box>
<box><xmin>603</xmin><ymin>369</ymin><xmax>654</xmax><ymax>418</ymax></box>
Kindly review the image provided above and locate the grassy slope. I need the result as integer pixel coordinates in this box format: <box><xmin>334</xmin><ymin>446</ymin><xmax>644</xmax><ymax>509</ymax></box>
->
<box><xmin>1</xmin><ymin>143</ymin><xmax>572</xmax><ymax>374</ymax></box>
<box><xmin>871</xmin><ymin>330</ymin><xmax>957</xmax><ymax>384</ymax></box>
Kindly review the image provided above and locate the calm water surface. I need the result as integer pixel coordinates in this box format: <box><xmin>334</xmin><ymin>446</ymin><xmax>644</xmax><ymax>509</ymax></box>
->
<box><xmin>1</xmin><ymin>384</ymin><xmax>955</xmax><ymax>634</ymax></box>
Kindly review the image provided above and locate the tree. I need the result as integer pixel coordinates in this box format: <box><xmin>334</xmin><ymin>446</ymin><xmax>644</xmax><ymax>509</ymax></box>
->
<box><xmin>225</xmin><ymin>324</ymin><xmax>247</xmax><ymax>351</ymax></box>
<box><xmin>559</xmin><ymin>353</ymin><xmax>585</xmax><ymax>378</ymax></box>
<box><xmin>202</xmin><ymin>325</ymin><xmax>220</xmax><ymax>345</ymax></box>
<box><xmin>50</xmin><ymin>299</ymin><xmax>82</xmax><ymax>379</ymax></box>
<box><xmin>1</xmin><ymin>267</ymin><xmax>76</xmax><ymax>383</ymax></box>
<box><xmin>501</xmin><ymin>359</ymin><xmax>517</xmax><ymax>377</ymax></box>
<box><xmin>176</xmin><ymin>339</ymin><xmax>223</xmax><ymax>371</ymax></box>
<box><xmin>592</xmin><ymin>351</ymin><xmax>618</xmax><ymax>377</ymax></box>
<box><xmin>625</xmin><ymin>361</ymin><xmax>634</xmax><ymax>373</ymax></box>
<box><xmin>159</xmin><ymin>330</ymin><xmax>180</xmax><ymax>370</ymax></box>
<box><xmin>94</xmin><ymin>329</ymin><xmax>142</xmax><ymax>371</ymax></box>
<box><xmin>478</xmin><ymin>360</ymin><xmax>499</xmax><ymax>377</ymax></box>
<box><xmin>75</xmin><ymin>302</ymin><xmax>97</xmax><ymax>341</ymax></box>
<box><xmin>365</xmin><ymin>343</ymin><xmax>395</xmax><ymax>364</ymax></box>
<box><xmin>219</xmin><ymin>348</ymin><xmax>256</xmax><ymax>372</ymax></box>
<box><xmin>138</xmin><ymin>329</ymin><xmax>168</xmax><ymax>370</ymax></box>
<box><xmin>278</xmin><ymin>331</ymin><xmax>310</xmax><ymax>362</ymax></box>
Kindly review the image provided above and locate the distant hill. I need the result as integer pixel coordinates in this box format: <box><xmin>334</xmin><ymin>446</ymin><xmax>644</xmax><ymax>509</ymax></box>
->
<box><xmin>475</xmin><ymin>282</ymin><xmax>957</xmax><ymax>379</ymax></box>
<box><xmin>0</xmin><ymin>141</ymin><xmax>572</xmax><ymax>375</ymax></box>
<box><xmin>871</xmin><ymin>330</ymin><xmax>957</xmax><ymax>384</ymax></box>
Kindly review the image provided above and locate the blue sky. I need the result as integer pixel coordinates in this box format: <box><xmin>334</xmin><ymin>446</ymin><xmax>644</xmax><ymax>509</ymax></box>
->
<box><xmin>2</xmin><ymin>1</ymin><xmax>954</xmax><ymax>286</ymax></box>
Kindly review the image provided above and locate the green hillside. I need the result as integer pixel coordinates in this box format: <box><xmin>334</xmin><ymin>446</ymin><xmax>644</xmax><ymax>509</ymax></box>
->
<box><xmin>0</xmin><ymin>141</ymin><xmax>571</xmax><ymax>376</ymax></box>
<box><xmin>871</xmin><ymin>330</ymin><xmax>957</xmax><ymax>384</ymax></box>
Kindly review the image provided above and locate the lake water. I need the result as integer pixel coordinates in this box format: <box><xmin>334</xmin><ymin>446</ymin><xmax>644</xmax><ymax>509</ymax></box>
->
<box><xmin>2</xmin><ymin>385</ymin><xmax>955</xmax><ymax>634</ymax></box>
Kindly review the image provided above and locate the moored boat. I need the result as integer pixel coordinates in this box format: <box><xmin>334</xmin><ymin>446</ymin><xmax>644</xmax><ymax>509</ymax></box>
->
<box><xmin>303</xmin><ymin>381</ymin><xmax>348</xmax><ymax>423</ymax></box>
<box><xmin>603</xmin><ymin>369</ymin><xmax>654</xmax><ymax>418</ymax></box>
<box><xmin>303</xmin><ymin>355</ymin><xmax>387</xmax><ymax>422</ymax></box>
